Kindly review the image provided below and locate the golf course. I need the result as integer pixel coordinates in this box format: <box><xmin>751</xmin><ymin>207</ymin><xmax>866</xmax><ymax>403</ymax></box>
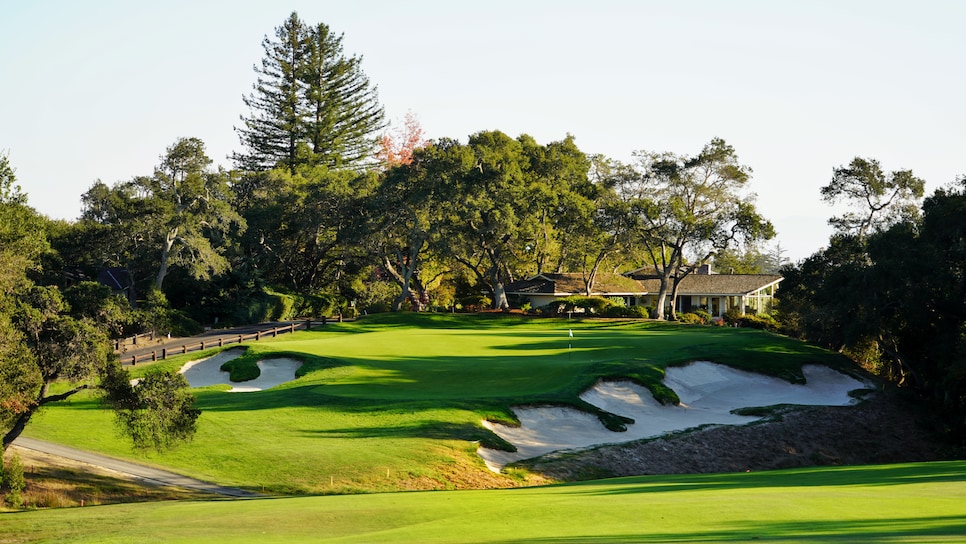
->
<box><xmin>6</xmin><ymin>313</ymin><xmax>965</xmax><ymax>542</ymax></box>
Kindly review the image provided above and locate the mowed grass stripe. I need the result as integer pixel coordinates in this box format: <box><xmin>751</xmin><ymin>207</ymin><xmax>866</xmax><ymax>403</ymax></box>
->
<box><xmin>3</xmin><ymin>462</ymin><xmax>964</xmax><ymax>543</ymax></box>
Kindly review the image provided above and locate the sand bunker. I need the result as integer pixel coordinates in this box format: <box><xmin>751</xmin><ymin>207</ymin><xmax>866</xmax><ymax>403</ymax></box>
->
<box><xmin>478</xmin><ymin>362</ymin><xmax>867</xmax><ymax>472</ymax></box>
<box><xmin>178</xmin><ymin>349</ymin><xmax>302</xmax><ymax>392</ymax></box>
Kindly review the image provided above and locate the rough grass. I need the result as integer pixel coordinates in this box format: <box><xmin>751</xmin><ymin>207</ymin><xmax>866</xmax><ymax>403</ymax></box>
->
<box><xmin>2</xmin><ymin>461</ymin><xmax>964</xmax><ymax>543</ymax></box>
<box><xmin>24</xmin><ymin>313</ymin><xmax>856</xmax><ymax>495</ymax></box>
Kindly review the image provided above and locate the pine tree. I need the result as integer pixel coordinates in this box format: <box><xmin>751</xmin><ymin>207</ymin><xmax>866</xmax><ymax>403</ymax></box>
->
<box><xmin>234</xmin><ymin>12</ymin><xmax>385</xmax><ymax>173</ymax></box>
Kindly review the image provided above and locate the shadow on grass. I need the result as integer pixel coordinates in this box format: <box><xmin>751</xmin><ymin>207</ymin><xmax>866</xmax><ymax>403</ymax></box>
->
<box><xmin>561</xmin><ymin>460</ymin><xmax>966</xmax><ymax>494</ymax></box>
<box><xmin>301</xmin><ymin>420</ymin><xmax>516</xmax><ymax>451</ymax></box>
<box><xmin>494</xmin><ymin>515</ymin><xmax>966</xmax><ymax>543</ymax></box>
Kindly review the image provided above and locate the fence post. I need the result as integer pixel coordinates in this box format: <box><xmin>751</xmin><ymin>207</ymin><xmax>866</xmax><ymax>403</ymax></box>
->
<box><xmin>130</xmin><ymin>355</ymin><xmax>136</xmax><ymax>366</ymax></box>
<box><xmin>201</xmin><ymin>341</ymin><xmax>205</xmax><ymax>351</ymax></box>
<box><xmin>152</xmin><ymin>351</ymin><xmax>157</xmax><ymax>362</ymax></box>
<box><xmin>219</xmin><ymin>338</ymin><xmax>223</xmax><ymax>347</ymax></box>
<box><xmin>290</xmin><ymin>323</ymin><xmax>295</xmax><ymax>333</ymax></box>
<box><xmin>162</xmin><ymin>348</ymin><xmax>167</xmax><ymax>360</ymax></box>
<box><xmin>238</xmin><ymin>334</ymin><xmax>243</xmax><ymax>344</ymax></box>
<box><xmin>305</xmin><ymin>319</ymin><xmax>311</xmax><ymax>330</ymax></box>
<box><xmin>256</xmin><ymin>331</ymin><xmax>261</xmax><ymax>341</ymax></box>
<box><xmin>272</xmin><ymin>327</ymin><xmax>277</xmax><ymax>338</ymax></box>
<box><xmin>182</xmin><ymin>345</ymin><xmax>187</xmax><ymax>354</ymax></box>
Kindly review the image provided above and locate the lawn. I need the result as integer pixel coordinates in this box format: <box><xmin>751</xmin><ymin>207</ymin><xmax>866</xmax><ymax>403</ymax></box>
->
<box><xmin>24</xmin><ymin>313</ymin><xmax>855</xmax><ymax>494</ymax></box>
<box><xmin>3</xmin><ymin>461</ymin><xmax>964</xmax><ymax>543</ymax></box>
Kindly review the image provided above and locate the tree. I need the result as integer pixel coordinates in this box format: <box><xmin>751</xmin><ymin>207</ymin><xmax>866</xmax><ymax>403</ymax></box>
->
<box><xmin>81</xmin><ymin>138</ymin><xmax>245</xmax><ymax>293</ymax></box>
<box><xmin>365</xmin><ymin>159</ymin><xmax>436</xmax><ymax>311</ymax></box>
<box><xmin>625</xmin><ymin>138</ymin><xmax>774</xmax><ymax>320</ymax></box>
<box><xmin>301</xmin><ymin>21</ymin><xmax>385</xmax><ymax>169</ymax></box>
<box><xmin>234</xmin><ymin>165</ymin><xmax>375</xmax><ymax>296</ymax></box>
<box><xmin>820</xmin><ymin>157</ymin><xmax>925</xmax><ymax>239</ymax></box>
<box><xmin>0</xmin><ymin>156</ymin><xmax>199</xmax><ymax>452</ymax></box>
<box><xmin>377</xmin><ymin>111</ymin><xmax>429</xmax><ymax>168</ymax></box>
<box><xmin>432</xmin><ymin>131</ymin><xmax>592</xmax><ymax>309</ymax></box>
<box><xmin>563</xmin><ymin>156</ymin><xmax>638</xmax><ymax>294</ymax></box>
<box><xmin>779</xmin><ymin>167</ymin><xmax>966</xmax><ymax>442</ymax></box>
<box><xmin>235</xmin><ymin>12</ymin><xmax>385</xmax><ymax>173</ymax></box>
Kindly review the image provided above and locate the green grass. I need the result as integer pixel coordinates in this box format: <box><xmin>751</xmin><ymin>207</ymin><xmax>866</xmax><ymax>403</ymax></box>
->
<box><xmin>25</xmin><ymin>314</ymin><xmax>856</xmax><ymax>494</ymax></box>
<box><xmin>3</xmin><ymin>461</ymin><xmax>964</xmax><ymax>543</ymax></box>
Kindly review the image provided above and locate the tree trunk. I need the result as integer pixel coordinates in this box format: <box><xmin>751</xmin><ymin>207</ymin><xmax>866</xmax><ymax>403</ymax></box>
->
<box><xmin>652</xmin><ymin>274</ymin><xmax>670</xmax><ymax>320</ymax></box>
<box><xmin>2</xmin><ymin>383</ymin><xmax>49</xmax><ymax>451</ymax></box>
<box><xmin>155</xmin><ymin>228</ymin><xmax>177</xmax><ymax>290</ymax></box>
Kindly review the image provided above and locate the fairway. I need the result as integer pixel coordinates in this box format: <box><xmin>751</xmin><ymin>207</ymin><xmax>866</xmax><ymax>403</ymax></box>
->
<box><xmin>24</xmin><ymin>314</ymin><xmax>861</xmax><ymax>494</ymax></box>
<box><xmin>3</xmin><ymin>461</ymin><xmax>965</xmax><ymax>543</ymax></box>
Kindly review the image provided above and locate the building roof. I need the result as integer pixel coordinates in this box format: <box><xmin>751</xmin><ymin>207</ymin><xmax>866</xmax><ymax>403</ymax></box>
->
<box><xmin>97</xmin><ymin>268</ymin><xmax>134</xmax><ymax>291</ymax></box>
<box><xmin>635</xmin><ymin>274</ymin><xmax>783</xmax><ymax>296</ymax></box>
<box><xmin>506</xmin><ymin>272</ymin><xmax>782</xmax><ymax>297</ymax></box>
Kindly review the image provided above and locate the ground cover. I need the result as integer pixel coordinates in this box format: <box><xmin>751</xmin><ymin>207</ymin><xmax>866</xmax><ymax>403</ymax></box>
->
<box><xmin>22</xmin><ymin>314</ymin><xmax>856</xmax><ymax>494</ymax></box>
<box><xmin>2</xmin><ymin>461</ymin><xmax>964</xmax><ymax>543</ymax></box>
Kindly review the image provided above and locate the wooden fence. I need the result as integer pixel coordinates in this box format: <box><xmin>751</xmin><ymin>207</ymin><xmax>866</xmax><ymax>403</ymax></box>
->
<box><xmin>118</xmin><ymin>320</ymin><xmax>321</xmax><ymax>366</ymax></box>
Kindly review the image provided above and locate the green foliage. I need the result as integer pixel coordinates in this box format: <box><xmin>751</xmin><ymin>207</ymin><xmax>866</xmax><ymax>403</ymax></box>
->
<box><xmin>1</xmin><ymin>453</ymin><xmax>25</xmax><ymax>508</ymax></box>
<box><xmin>553</xmin><ymin>295</ymin><xmax>615</xmax><ymax>314</ymax></box>
<box><xmin>821</xmin><ymin>157</ymin><xmax>925</xmax><ymax>239</ymax></box>
<box><xmin>678</xmin><ymin>310</ymin><xmax>711</xmax><ymax>325</ymax></box>
<box><xmin>606</xmin><ymin>296</ymin><xmax>626</xmax><ymax>307</ymax></box>
<box><xmin>734</xmin><ymin>313</ymin><xmax>779</xmax><ymax>332</ymax></box>
<box><xmin>780</xmin><ymin>177</ymin><xmax>966</xmax><ymax>441</ymax></box>
<box><xmin>234</xmin><ymin>12</ymin><xmax>385</xmax><ymax>172</ymax></box>
<box><xmin>107</xmin><ymin>366</ymin><xmax>200</xmax><ymax>452</ymax></box>
<box><xmin>624</xmin><ymin>138</ymin><xmax>774</xmax><ymax>319</ymax></box>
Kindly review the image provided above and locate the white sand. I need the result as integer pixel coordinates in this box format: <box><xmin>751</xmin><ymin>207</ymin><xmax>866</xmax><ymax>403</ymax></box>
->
<box><xmin>478</xmin><ymin>362</ymin><xmax>867</xmax><ymax>472</ymax></box>
<box><xmin>178</xmin><ymin>349</ymin><xmax>302</xmax><ymax>392</ymax></box>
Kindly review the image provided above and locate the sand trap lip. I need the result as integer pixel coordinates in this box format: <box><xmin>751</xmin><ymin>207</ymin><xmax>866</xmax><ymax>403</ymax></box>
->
<box><xmin>478</xmin><ymin>362</ymin><xmax>868</xmax><ymax>472</ymax></box>
<box><xmin>178</xmin><ymin>349</ymin><xmax>302</xmax><ymax>392</ymax></box>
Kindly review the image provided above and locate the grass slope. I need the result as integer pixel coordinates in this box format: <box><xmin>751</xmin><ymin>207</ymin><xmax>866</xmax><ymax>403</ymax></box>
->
<box><xmin>24</xmin><ymin>314</ymin><xmax>855</xmax><ymax>494</ymax></box>
<box><xmin>3</xmin><ymin>461</ymin><xmax>964</xmax><ymax>543</ymax></box>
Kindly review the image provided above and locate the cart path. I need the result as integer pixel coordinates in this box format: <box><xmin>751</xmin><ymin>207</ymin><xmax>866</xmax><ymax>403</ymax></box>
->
<box><xmin>12</xmin><ymin>436</ymin><xmax>260</xmax><ymax>498</ymax></box>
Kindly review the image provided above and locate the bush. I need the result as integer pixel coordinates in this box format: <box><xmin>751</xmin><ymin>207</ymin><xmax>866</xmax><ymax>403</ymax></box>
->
<box><xmin>603</xmin><ymin>305</ymin><xmax>628</xmax><ymax>318</ymax></box>
<box><xmin>678</xmin><ymin>310</ymin><xmax>711</xmax><ymax>325</ymax></box>
<box><xmin>735</xmin><ymin>313</ymin><xmax>779</xmax><ymax>331</ymax></box>
<box><xmin>2</xmin><ymin>453</ymin><xmax>25</xmax><ymax>509</ymax></box>
<box><xmin>554</xmin><ymin>295</ymin><xmax>615</xmax><ymax>315</ymax></box>
<box><xmin>606</xmin><ymin>296</ymin><xmax>626</xmax><ymax>308</ymax></box>
<box><xmin>627</xmin><ymin>305</ymin><xmax>651</xmax><ymax>318</ymax></box>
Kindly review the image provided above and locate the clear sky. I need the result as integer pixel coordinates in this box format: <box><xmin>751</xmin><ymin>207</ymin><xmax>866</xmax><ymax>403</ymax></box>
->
<box><xmin>2</xmin><ymin>0</ymin><xmax>963</xmax><ymax>263</ymax></box>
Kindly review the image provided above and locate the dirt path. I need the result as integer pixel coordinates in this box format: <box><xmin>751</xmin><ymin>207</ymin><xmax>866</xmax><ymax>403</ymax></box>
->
<box><xmin>11</xmin><ymin>437</ymin><xmax>259</xmax><ymax>498</ymax></box>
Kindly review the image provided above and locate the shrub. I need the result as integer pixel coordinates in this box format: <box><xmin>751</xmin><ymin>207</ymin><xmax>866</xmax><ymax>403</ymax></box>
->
<box><xmin>735</xmin><ymin>313</ymin><xmax>779</xmax><ymax>331</ymax></box>
<box><xmin>606</xmin><ymin>296</ymin><xmax>626</xmax><ymax>307</ymax></box>
<box><xmin>554</xmin><ymin>295</ymin><xmax>615</xmax><ymax>315</ymax></box>
<box><xmin>627</xmin><ymin>305</ymin><xmax>651</xmax><ymax>318</ymax></box>
<box><xmin>678</xmin><ymin>310</ymin><xmax>711</xmax><ymax>325</ymax></box>
<box><xmin>2</xmin><ymin>453</ymin><xmax>25</xmax><ymax>509</ymax></box>
<box><xmin>603</xmin><ymin>305</ymin><xmax>627</xmax><ymax>317</ymax></box>
<box><xmin>677</xmin><ymin>312</ymin><xmax>704</xmax><ymax>325</ymax></box>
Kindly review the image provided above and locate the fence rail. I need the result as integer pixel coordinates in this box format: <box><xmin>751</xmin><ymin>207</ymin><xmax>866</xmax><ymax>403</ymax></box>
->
<box><xmin>118</xmin><ymin>319</ymin><xmax>323</xmax><ymax>366</ymax></box>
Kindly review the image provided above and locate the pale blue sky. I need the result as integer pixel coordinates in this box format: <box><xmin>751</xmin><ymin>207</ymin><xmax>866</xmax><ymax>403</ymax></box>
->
<box><xmin>2</xmin><ymin>1</ymin><xmax>963</xmax><ymax>262</ymax></box>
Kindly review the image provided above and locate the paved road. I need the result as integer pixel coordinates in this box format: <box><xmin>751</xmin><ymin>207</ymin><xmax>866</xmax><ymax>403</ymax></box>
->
<box><xmin>13</xmin><ymin>437</ymin><xmax>260</xmax><ymax>498</ymax></box>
